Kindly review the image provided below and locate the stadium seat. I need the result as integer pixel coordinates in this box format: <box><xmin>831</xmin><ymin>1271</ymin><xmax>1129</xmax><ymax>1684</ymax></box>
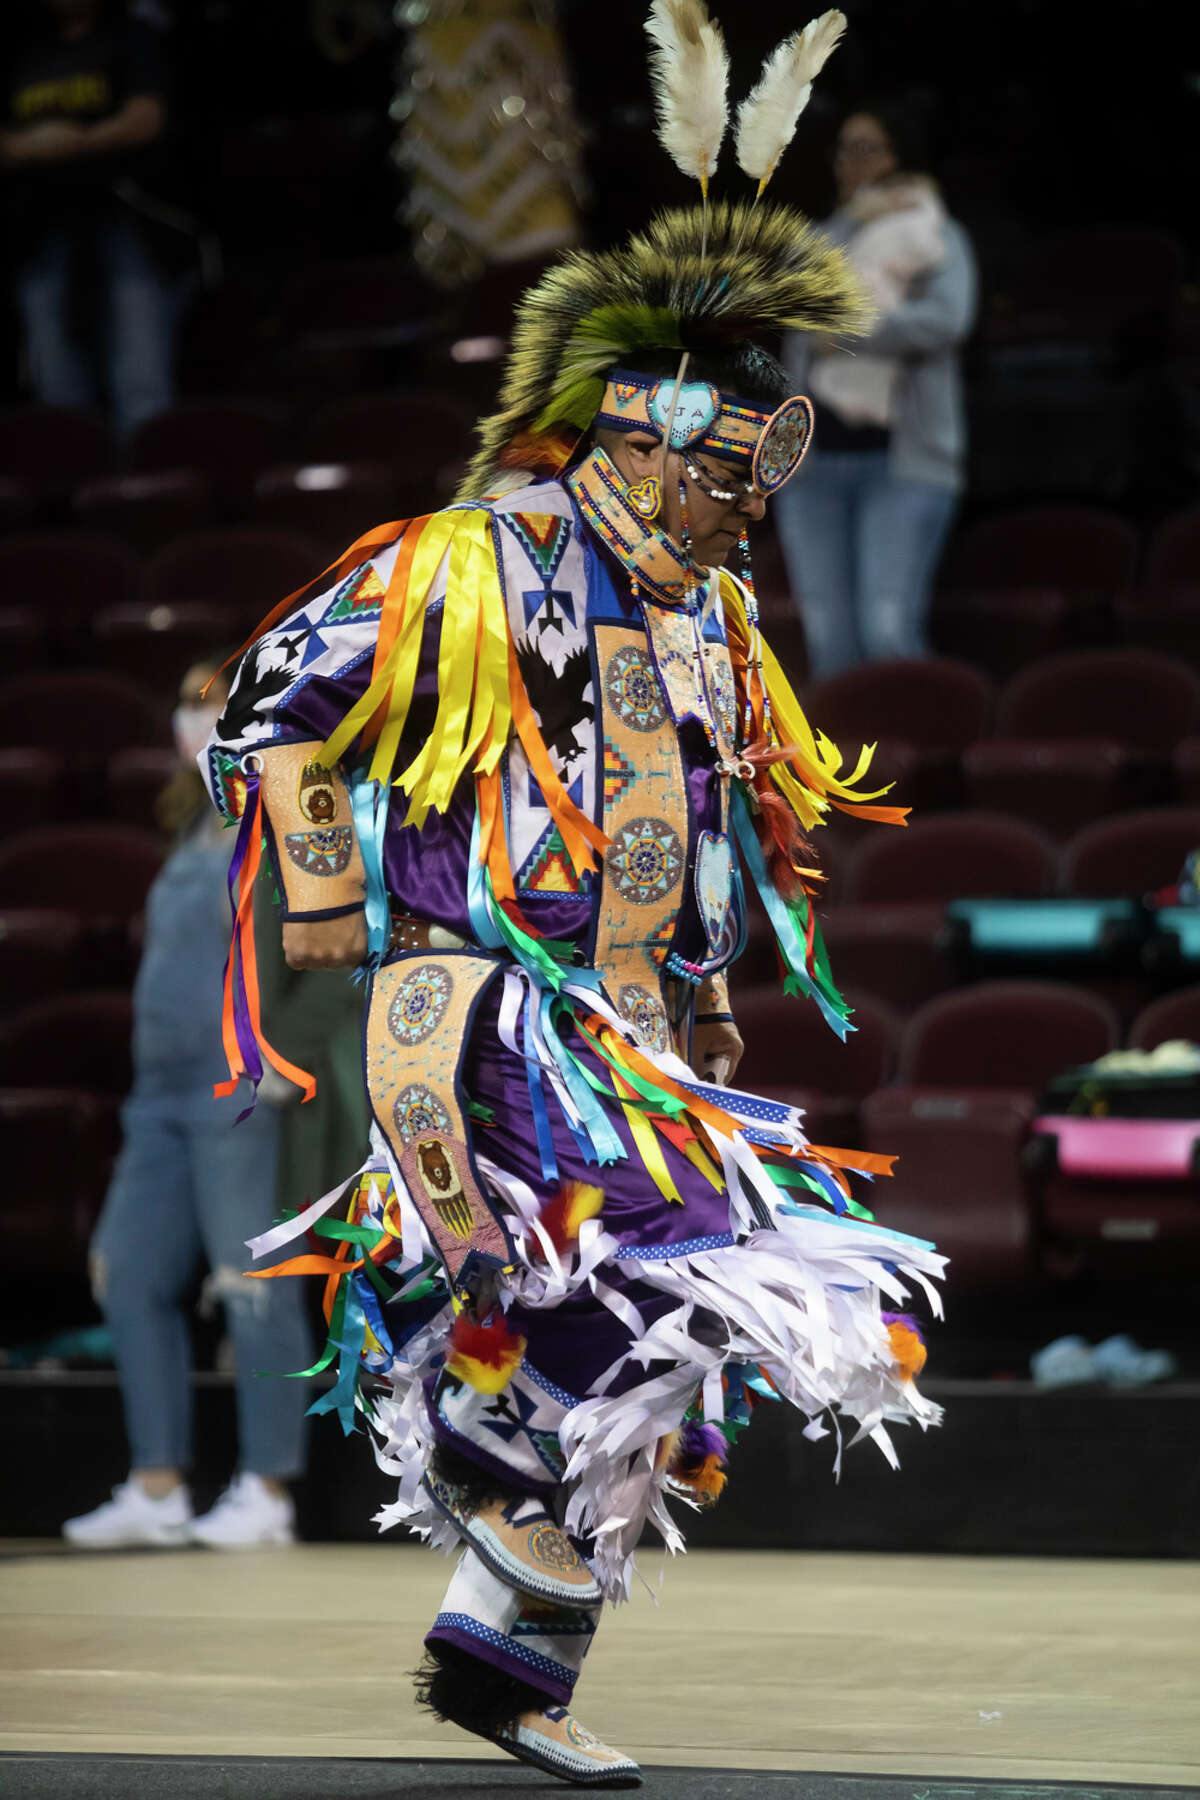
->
<box><xmin>141</xmin><ymin>527</ymin><xmax>325</xmax><ymax>627</ymax></box>
<box><xmin>1128</xmin><ymin>985</ymin><xmax>1200</xmax><ymax>1052</ymax></box>
<box><xmin>0</xmin><ymin>671</ymin><xmax>168</xmax><ymax>757</ymax></box>
<box><xmin>106</xmin><ymin>748</ymin><xmax>177</xmax><ymax>828</ymax></box>
<box><xmin>1116</xmin><ymin>507</ymin><xmax>1200</xmax><ymax>663</ymax></box>
<box><xmin>963</xmin><ymin>648</ymin><xmax>1200</xmax><ymax>833</ymax></box>
<box><xmin>93</xmin><ymin>602</ymin><xmax>241</xmax><ymax>689</ymax></box>
<box><xmin>1144</xmin><ymin>506</ymin><xmax>1200</xmax><ymax>588</ymax></box>
<box><xmin>734</xmin><ymin>988</ymin><xmax>899</xmax><ymax>1146</ymax></box>
<box><xmin>0</xmin><ymin>476</ymin><xmax>37</xmax><ymax>534</ymax></box>
<box><xmin>0</xmin><ymin>1088</ymin><xmax>111</xmax><ymax>1276</ymax></box>
<box><xmin>72</xmin><ymin>469</ymin><xmax>213</xmax><ymax>551</ymax></box>
<box><xmin>940</xmin><ymin>504</ymin><xmax>1139</xmax><ymax>592</ymax></box>
<box><xmin>0</xmin><ymin>749</ymin><xmax>66</xmax><ymax>836</ymax></box>
<box><xmin>0</xmin><ymin>825</ymin><xmax>161</xmax><ymax>921</ymax></box>
<box><xmin>962</xmin><ymin>739</ymin><xmax>1132</xmax><ymax>838</ymax></box>
<box><xmin>0</xmin><ymin>990</ymin><xmax>134</xmax><ymax>1093</ymax></box>
<box><xmin>862</xmin><ymin>1085</ymin><xmax>1039</xmax><ymax>1289</ymax></box>
<box><xmin>845</xmin><ymin>812</ymin><xmax>1057</xmax><ymax>905</ymax></box>
<box><xmin>1062</xmin><ymin>809</ymin><xmax>1200</xmax><ymax>899</ymax></box>
<box><xmin>301</xmin><ymin>388</ymin><xmax>476</xmax><ymax>475</ymax></box>
<box><xmin>860</xmin><ymin>982</ymin><xmax>1119</xmax><ymax>1289</ymax></box>
<box><xmin>130</xmin><ymin>399</ymin><xmax>288</xmax><ymax>492</ymax></box>
<box><xmin>898</xmin><ymin>981</ymin><xmax>1119</xmax><ymax>1089</ymax></box>
<box><xmin>1175</xmin><ymin>739</ymin><xmax>1200</xmax><ymax>804</ymax></box>
<box><xmin>819</xmin><ymin>903</ymin><xmax>954</xmax><ymax>1016</ymax></box>
<box><xmin>0</xmin><ymin>910</ymin><xmax>86</xmax><ymax>1014</ymax></box>
<box><xmin>252</xmin><ymin>461</ymin><xmax>399</xmax><ymax>557</ymax></box>
<box><xmin>994</xmin><ymin>648</ymin><xmax>1200</xmax><ymax>748</ymax></box>
<box><xmin>0</xmin><ymin>405</ymin><xmax>113</xmax><ymax>489</ymax></box>
<box><xmin>0</xmin><ymin>604</ymin><xmax>52</xmax><ymax>673</ymax></box>
<box><xmin>0</xmin><ymin>532</ymin><xmax>140</xmax><ymax>627</ymax></box>
<box><xmin>803</xmin><ymin>657</ymin><xmax>993</xmax><ymax>810</ymax></box>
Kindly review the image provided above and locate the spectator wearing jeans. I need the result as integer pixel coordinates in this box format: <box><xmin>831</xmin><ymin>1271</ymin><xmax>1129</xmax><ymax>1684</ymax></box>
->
<box><xmin>2</xmin><ymin>0</ymin><xmax>177</xmax><ymax>439</ymax></box>
<box><xmin>775</xmin><ymin>99</ymin><xmax>978</xmax><ymax>679</ymax></box>
<box><xmin>63</xmin><ymin>659</ymin><xmax>369</xmax><ymax>1550</ymax></box>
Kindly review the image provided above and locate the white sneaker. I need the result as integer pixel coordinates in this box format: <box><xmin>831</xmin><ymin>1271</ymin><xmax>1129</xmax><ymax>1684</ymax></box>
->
<box><xmin>63</xmin><ymin>1478</ymin><xmax>193</xmax><ymax>1548</ymax></box>
<box><xmin>189</xmin><ymin>1471</ymin><xmax>296</xmax><ymax>1548</ymax></box>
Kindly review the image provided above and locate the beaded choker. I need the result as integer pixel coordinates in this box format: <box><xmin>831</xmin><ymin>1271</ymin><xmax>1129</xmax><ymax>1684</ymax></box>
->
<box><xmin>566</xmin><ymin>447</ymin><xmax>701</xmax><ymax>607</ymax></box>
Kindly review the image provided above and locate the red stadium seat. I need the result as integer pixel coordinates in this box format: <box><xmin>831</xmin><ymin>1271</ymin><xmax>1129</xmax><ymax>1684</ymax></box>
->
<box><xmin>860</xmin><ymin>983</ymin><xmax>1119</xmax><ymax>1290</ymax></box>
<box><xmin>72</xmin><ymin>469</ymin><xmax>213</xmax><ymax>551</ymax></box>
<box><xmin>93</xmin><ymin>602</ymin><xmax>241</xmax><ymax>689</ymax></box>
<box><xmin>0</xmin><ymin>825</ymin><xmax>162</xmax><ymax>921</ymax></box>
<box><xmin>140</xmin><ymin>527</ymin><xmax>325</xmax><ymax>627</ymax></box>
<box><xmin>0</xmin><ymin>476</ymin><xmax>37</xmax><ymax>534</ymax></box>
<box><xmin>863</xmin><ymin>1086</ymin><xmax>1039</xmax><ymax>1290</ymax></box>
<box><xmin>1176</xmin><ymin>739</ymin><xmax>1200</xmax><ymax>804</ymax></box>
<box><xmin>930</xmin><ymin>588</ymin><xmax>1074</xmax><ymax>680</ymax></box>
<box><xmin>0</xmin><ymin>406</ymin><xmax>113</xmax><ymax>488</ymax></box>
<box><xmin>939</xmin><ymin>504</ymin><xmax>1139</xmax><ymax>592</ymax></box>
<box><xmin>845</xmin><ymin>812</ymin><xmax>1057</xmax><ymax>905</ymax></box>
<box><xmin>302</xmin><ymin>388</ymin><xmax>475</xmax><ymax>474</ymax></box>
<box><xmin>819</xmin><ymin>902</ymin><xmax>953</xmax><ymax>1016</ymax></box>
<box><xmin>130</xmin><ymin>400</ymin><xmax>287</xmax><ymax>490</ymax></box>
<box><xmin>0</xmin><ymin>991</ymin><xmax>134</xmax><ymax>1093</ymax></box>
<box><xmin>0</xmin><ymin>533</ymin><xmax>139</xmax><ymax>624</ymax></box>
<box><xmin>1128</xmin><ymin>985</ymin><xmax>1200</xmax><ymax>1052</ymax></box>
<box><xmin>106</xmin><ymin>748</ymin><xmax>177</xmax><ymax>829</ymax></box>
<box><xmin>0</xmin><ymin>750</ymin><xmax>65</xmax><ymax>835</ymax></box>
<box><xmin>0</xmin><ymin>671</ymin><xmax>168</xmax><ymax>757</ymax></box>
<box><xmin>1144</xmin><ymin>506</ymin><xmax>1200</xmax><ymax>588</ymax></box>
<box><xmin>0</xmin><ymin>605</ymin><xmax>52</xmax><ymax>673</ymax></box>
<box><xmin>0</xmin><ymin>910</ymin><xmax>85</xmax><ymax>1013</ymax></box>
<box><xmin>734</xmin><ymin>988</ymin><xmax>899</xmax><ymax>1146</ymax></box>
<box><xmin>0</xmin><ymin>1088</ymin><xmax>111</xmax><ymax>1275</ymax></box>
<box><xmin>993</xmin><ymin>649</ymin><xmax>1200</xmax><ymax>748</ymax></box>
<box><xmin>963</xmin><ymin>739</ymin><xmax>1132</xmax><ymax>838</ymax></box>
<box><xmin>804</xmin><ymin>657</ymin><xmax>993</xmax><ymax>810</ymax></box>
<box><xmin>898</xmin><ymin>981</ymin><xmax>1119</xmax><ymax>1089</ymax></box>
<box><xmin>1062</xmin><ymin>809</ymin><xmax>1200</xmax><ymax>899</ymax></box>
<box><xmin>252</xmin><ymin>462</ymin><xmax>399</xmax><ymax>558</ymax></box>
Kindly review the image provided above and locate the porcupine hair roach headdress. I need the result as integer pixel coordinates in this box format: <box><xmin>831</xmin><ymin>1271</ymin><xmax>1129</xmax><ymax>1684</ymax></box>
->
<box><xmin>458</xmin><ymin>4</ymin><xmax>870</xmax><ymax>502</ymax></box>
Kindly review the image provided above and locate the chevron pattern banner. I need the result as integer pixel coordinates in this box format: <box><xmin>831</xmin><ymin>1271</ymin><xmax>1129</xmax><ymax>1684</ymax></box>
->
<box><xmin>395</xmin><ymin>0</ymin><xmax>584</xmax><ymax>285</ymax></box>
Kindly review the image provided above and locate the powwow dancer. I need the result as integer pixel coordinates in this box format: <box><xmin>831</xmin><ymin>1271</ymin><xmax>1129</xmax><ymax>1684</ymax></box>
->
<box><xmin>203</xmin><ymin>5</ymin><xmax>945</xmax><ymax>1785</ymax></box>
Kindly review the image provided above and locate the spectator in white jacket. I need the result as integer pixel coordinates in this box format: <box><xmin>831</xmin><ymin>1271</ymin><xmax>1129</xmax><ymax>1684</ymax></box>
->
<box><xmin>775</xmin><ymin>98</ymin><xmax>978</xmax><ymax>679</ymax></box>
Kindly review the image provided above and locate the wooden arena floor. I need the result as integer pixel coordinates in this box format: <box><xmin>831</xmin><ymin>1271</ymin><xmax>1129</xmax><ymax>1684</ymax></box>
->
<box><xmin>1</xmin><ymin>1543</ymin><xmax>1198</xmax><ymax>1789</ymax></box>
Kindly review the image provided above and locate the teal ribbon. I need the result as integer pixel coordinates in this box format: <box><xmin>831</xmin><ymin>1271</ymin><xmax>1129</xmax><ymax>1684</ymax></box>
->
<box><xmin>730</xmin><ymin>787</ymin><xmax>851</xmax><ymax>1040</ymax></box>
<box><xmin>350</xmin><ymin>773</ymin><xmax>392</xmax><ymax>968</ymax></box>
<box><xmin>307</xmin><ymin>1279</ymin><xmax>369</xmax><ymax>1435</ymax></box>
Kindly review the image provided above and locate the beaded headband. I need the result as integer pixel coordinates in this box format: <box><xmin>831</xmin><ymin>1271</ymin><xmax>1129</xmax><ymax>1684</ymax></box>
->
<box><xmin>595</xmin><ymin>367</ymin><xmax>813</xmax><ymax>496</ymax></box>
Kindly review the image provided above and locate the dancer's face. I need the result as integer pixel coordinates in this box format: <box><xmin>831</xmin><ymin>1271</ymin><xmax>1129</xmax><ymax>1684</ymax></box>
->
<box><xmin>602</xmin><ymin>429</ymin><xmax>766</xmax><ymax>571</ymax></box>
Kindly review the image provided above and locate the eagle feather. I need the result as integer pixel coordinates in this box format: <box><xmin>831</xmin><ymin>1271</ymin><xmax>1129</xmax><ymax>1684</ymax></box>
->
<box><xmin>735</xmin><ymin>9</ymin><xmax>846</xmax><ymax>193</ymax></box>
<box><xmin>644</xmin><ymin>0</ymin><xmax>730</xmax><ymax>194</ymax></box>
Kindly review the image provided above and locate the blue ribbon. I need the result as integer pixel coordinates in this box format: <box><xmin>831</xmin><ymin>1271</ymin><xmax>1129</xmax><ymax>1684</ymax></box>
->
<box><xmin>307</xmin><ymin>1280</ymin><xmax>369</xmax><ymax>1435</ymax></box>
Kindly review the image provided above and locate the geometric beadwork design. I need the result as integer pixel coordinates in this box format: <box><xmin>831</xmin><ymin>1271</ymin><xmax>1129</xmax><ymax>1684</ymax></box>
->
<box><xmin>283</xmin><ymin>825</ymin><xmax>354</xmax><ymax>876</ymax></box>
<box><xmin>322</xmin><ymin>562</ymin><xmax>386</xmax><ymax>625</ymax></box>
<box><xmin>606</xmin><ymin>816</ymin><xmax>684</xmax><ymax>906</ymax></box>
<box><xmin>522</xmin><ymin>824</ymin><xmax>581</xmax><ymax>896</ymax></box>
<box><xmin>503</xmin><ymin>512</ymin><xmax>572</xmax><ymax>583</ymax></box>
<box><xmin>386</xmin><ymin>960</ymin><xmax>454</xmax><ymax>1047</ymax></box>
<box><xmin>602</xmin><ymin>739</ymin><xmax>636</xmax><ymax>809</ymax></box>
<box><xmin>604</xmin><ymin>644</ymin><xmax>666</xmax><ymax>733</ymax></box>
<box><xmin>392</xmin><ymin>1082</ymin><xmax>453</xmax><ymax>1145</ymax></box>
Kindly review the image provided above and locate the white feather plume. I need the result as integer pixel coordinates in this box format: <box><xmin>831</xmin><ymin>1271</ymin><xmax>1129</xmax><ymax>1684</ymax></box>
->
<box><xmin>644</xmin><ymin>0</ymin><xmax>730</xmax><ymax>195</ymax></box>
<box><xmin>735</xmin><ymin>9</ymin><xmax>846</xmax><ymax>192</ymax></box>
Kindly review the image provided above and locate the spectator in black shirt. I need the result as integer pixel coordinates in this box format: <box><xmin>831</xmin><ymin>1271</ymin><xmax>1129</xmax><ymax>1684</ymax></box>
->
<box><xmin>2</xmin><ymin>0</ymin><xmax>177</xmax><ymax>439</ymax></box>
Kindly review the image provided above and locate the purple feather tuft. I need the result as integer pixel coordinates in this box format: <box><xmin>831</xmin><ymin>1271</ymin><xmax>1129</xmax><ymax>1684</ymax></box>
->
<box><xmin>679</xmin><ymin>1419</ymin><xmax>729</xmax><ymax>1465</ymax></box>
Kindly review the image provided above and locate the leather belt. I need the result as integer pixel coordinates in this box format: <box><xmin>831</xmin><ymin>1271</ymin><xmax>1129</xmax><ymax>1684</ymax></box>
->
<box><xmin>389</xmin><ymin>912</ymin><xmax>467</xmax><ymax>953</ymax></box>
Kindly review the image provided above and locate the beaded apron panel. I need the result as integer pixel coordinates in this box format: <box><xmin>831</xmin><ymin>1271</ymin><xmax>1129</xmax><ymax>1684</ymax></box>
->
<box><xmin>590</xmin><ymin>622</ymin><xmax>691</xmax><ymax>1055</ymax></box>
<box><xmin>639</xmin><ymin>593</ymin><xmax>738</xmax><ymax>772</ymax></box>
<box><xmin>366</xmin><ymin>952</ymin><xmax>513</xmax><ymax>1291</ymax></box>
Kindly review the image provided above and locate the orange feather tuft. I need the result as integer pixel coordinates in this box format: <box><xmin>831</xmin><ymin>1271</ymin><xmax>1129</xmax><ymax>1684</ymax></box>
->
<box><xmin>536</xmin><ymin>1181</ymin><xmax>604</xmax><ymax>1254</ymax></box>
<box><xmin>445</xmin><ymin>1311</ymin><xmax>527</xmax><ymax>1393</ymax></box>
<box><xmin>887</xmin><ymin>1321</ymin><xmax>927</xmax><ymax>1383</ymax></box>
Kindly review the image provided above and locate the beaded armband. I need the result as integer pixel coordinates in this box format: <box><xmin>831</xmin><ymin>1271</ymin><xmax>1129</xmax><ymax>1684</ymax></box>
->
<box><xmin>255</xmin><ymin>740</ymin><xmax>366</xmax><ymax>922</ymax></box>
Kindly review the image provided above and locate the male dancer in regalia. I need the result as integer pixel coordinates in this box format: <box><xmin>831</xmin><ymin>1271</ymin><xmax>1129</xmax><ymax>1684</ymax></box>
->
<box><xmin>202</xmin><ymin>7</ymin><xmax>944</xmax><ymax>1784</ymax></box>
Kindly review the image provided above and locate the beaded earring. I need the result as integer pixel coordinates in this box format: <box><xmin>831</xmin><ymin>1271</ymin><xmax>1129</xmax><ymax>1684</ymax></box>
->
<box><xmin>627</xmin><ymin>474</ymin><xmax>662</xmax><ymax>521</ymax></box>
<box><xmin>677</xmin><ymin>477</ymin><xmax>692</xmax><ymax>557</ymax></box>
<box><xmin>737</xmin><ymin>527</ymin><xmax>770</xmax><ymax>739</ymax></box>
